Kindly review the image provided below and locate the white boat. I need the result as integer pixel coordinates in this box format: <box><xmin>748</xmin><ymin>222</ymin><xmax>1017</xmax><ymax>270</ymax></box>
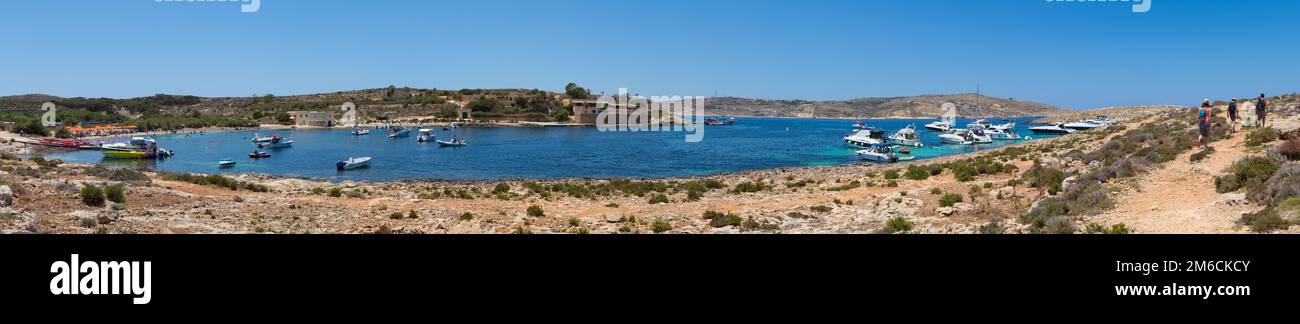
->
<box><xmin>387</xmin><ymin>126</ymin><xmax>411</xmax><ymax>138</ymax></box>
<box><xmin>1063</xmin><ymin>120</ymin><xmax>1102</xmax><ymax>130</ymax></box>
<box><xmin>336</xmin><ymin>157</ymin><xmax>371</xmax><ymax>170</ymax></box>
<box><xmin>1029</xmin><ymin>122</ymin><xmax>1077</xmax><ymax>135</ymax></box>
<box><xmin>417</xmin><ymin>129</ymin><xmax>436</xmax><ymax>143</ymax></box>
<box><xmin>939</xmin><ymin>129</ymin><xmax>990</xmax><ymax>145</ymax></box>
<box><xmin>1090</xmin><ymin>116</ymin><xmax>1118</xmax><ymax>126</ymax></box>
<box><xmin>983</xmin><ymin>126</ymin><xmax>1021</xmax><ymax>140</ymax></box>
<box><xmin>437</xmin><ymin>138</ymin><xmax>468</xmax><ymax>147</ymax></box>
<box><xmin>251</xmin><ymin>133</ymin><xmax>275</xmax><ymax>143</ymax></box>
<box><xmin>924</xmin><ymin>120</ymin><xmax>954</xmax><ymax>132</ymax></box>
<box><xmin>218</xmin><ymin>159</ymin><xmax>237</xmax><ymax>168</ymax></box>
<box><xmin>256</xmin><ymin>136</ymin><xmax>294</xmax><ymax>149</ymax></box>
<box><xmin>991</xmin><ymin>122</ymin><xmax>1016</xmax><ymax>131</ymax></box>
<box><xmin>856</xmin><ymin>145</ymin><xmax>899</xmax><ymax>163</ymax></box>
<box><xmin>967</xmin><ymin>119</ymin><xmax>993</xmax><ymax>130</ymax></box>
<box><xmin>887</xmin><ymin>124</ymin><xmax>924</xmax><ymax>147</ymax></box>
<box><xmin>843</xmin><ymin>128</ymin><xmax>887</xmax><ymax>148</ymax></box>
<box><xmin>351</xmin><ymin>128</ymin><xmax>371</xmax><ymax>136</ymax></box>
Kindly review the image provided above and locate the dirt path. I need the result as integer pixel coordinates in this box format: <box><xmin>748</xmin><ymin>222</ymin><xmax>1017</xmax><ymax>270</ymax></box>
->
<box><xmin>1093</xmin><ymin>123</ymin><xmax>1255</xmax><ymax>234</ymax></box>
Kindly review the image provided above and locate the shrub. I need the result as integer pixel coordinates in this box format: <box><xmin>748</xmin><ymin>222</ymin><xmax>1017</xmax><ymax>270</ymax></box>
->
<box><xmin>459</xmin><ymin>212</ymin><xmax>474</xmax><ymax>221</ymax></box>
<box><xmin>1021</xmin><ymin>182</ymin><xmax>1112</xmax><ymax>229</ymax></box>
<box><xmin>1246</xmin><ymin>127</ymin><xmax>1279</xmax><ymax>147</ymax></box>
<box><xmin>731</xmin><ymin>181</ymin><xmax>767</xmax><ymax>194</ymax></box>
<box><xmin>1279</xmin><ymin>139</ymin><xmax>1300</xmax><ymax>161</ymax></box>
<box><xmin>492</xmin><ymin>183</ymin><xmax>510</xmax><ymax>194</ymax></box>
<box><xmin>810</xmin><ymin>205</ymin><xmax>833</xmax><ymax>213</ymax></box>
<box><xmin>827</xmin><ymin>180</ymin><xmax>861</xmax><ymax>192</ymax></box>
<box><xmin>79</xmin><ymin>217</ymin><xmax>97</xmax><ymax>228</ymax></box>
<box><xmin>939</xmin><ymin>193</ymin><xmax>963</xmax><ymax>207</ymax></box>
<box><xmin>1239</xmin><ymin>208</ymin><xmax>1291</xmax><ymax>233</ymax></box>
<box><xmin>569</xmin><ymin>218</ymin><xmax>581</xmax><ymax>227</ymax></box>
<box><xmin>651</xmin><ymin>220</ymin><xmax>672</xmax><ymax>233</ymax></box>
<box><xmin>1084</xmin><ymin>223</ymin><xmax>1131</xmax><ymax>234</ymax></box>
<box><xmin>389</xmin><ymin>212</ymin><xmax>404</xmax><ymax>220</ymax></box>
<box><xmin>703</xmin><ymin>210</ymin><xmax>742</xmax><ymax>227</ymax></box>
<box><xmin>1216</xmin><ymin>157</ymin><xmax>1279</xmax><ymax>194</ymax></box>
<box><xmin>977</xmin><ymin>221</ymin><xmax>1005</xmax><ymax>234</ymax></box>
<box><xmin>904</xmin><ymin>165</ymin><xmax>930</xmax><ymax>181</ymax></box>
<box><xmin>80</xmin><ymin>184</ymin><xmax>105</xmax><ymax>207</ymax></box>
<box><xmin>526</xmin><ymin>205</ymin><xmax>545</xmax><ymax>217</ymax></box>
<box><xmin>104</xmin><ymin>184</ymin><xmax>126</xmax><ymax>204</ymax></box>
<box><xmin>1022</xmin><ymin>164</ymin><xmax>1066</xmax><ymax>195</ymax></box>
<box><xmin>408</xmin><ymin>210</ymin><xmax>419</xmax><ymax>219</ymax></box>
<box><xmin>1043</xmin><ymin>216</ymin><xmax>1077</xmax><ymax>234</ymax></box>
<box><xmin>328</xmin><ymin>187</ymin><xmax>343</xmax><ymax>197</ymax></box>
<box><xmin>108</xmin><ymin>169</ymin><xmax>150</xmax><ymax>182</ymax></box>
<box><xmin>604</xmin><ymin>202</ymin><xmax>620</xmax><ymax>208</ymax></box>
<box><xmin>1252</xmin><ymin>163</ymin><xmax>1300</xmax><ymax>206</ymax></box>
<box><xmin>648</xmin><ymin>194</ymin><xmax>670</xmax><ymax>204</ymax></box>
<box><xmin>882</xmin><ymin>217</ymin><xmax>913</xmax><ymax>234</ymax></box>
<box><xmin>930</xmin><ymin>188</ymin><xmax>943</xmax><ymax>195</ymax></box>
<box><xmin>883</xmin><ymin>170</ymin><xmax>900</xmax><ymax>180</ymax></box>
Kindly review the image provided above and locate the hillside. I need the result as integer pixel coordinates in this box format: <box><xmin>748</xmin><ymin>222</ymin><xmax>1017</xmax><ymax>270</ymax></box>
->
<box><xmin>706</xmin><ymin>93</ymin><xmax>1074</xmax><ymax>118</ymax></box>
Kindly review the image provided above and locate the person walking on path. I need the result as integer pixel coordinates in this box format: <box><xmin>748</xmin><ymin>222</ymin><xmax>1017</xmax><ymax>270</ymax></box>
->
<box><xmin>1227</xmin><ymin>98</ymin><xmax>1239</xmax><ymax>133</ymax></box>
<box><xmin>1256</xmin><ymin>93</ymin><xmax>1269</xmax><ymax>128</ymax></box>
<box><xmin>1197</xmin><ymin>99</ymin><xmax>1214</xmax><ymax>149</ymax></box>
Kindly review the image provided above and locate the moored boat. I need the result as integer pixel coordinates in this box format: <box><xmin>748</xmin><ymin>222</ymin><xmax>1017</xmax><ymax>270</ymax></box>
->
<box><xmin>857</xmin><ymin>145</ymin><xmax>899</xmax><ymax>163</ymax></box>
<box><xmin>256</xmin><ymin>136</ymin><xmax>293</xmax><ymax>149</ymax></box>
<box><xmin>249</xmin><ymin>151</ymin><xmax>271</xmax><ymax>158</ymax></box>
<box><xmin>1029</xmin><ymin>122</ymin><xmax>1077</xmax><ymax>135</ymax></box>
<box><xmin>1062</xmin><ymin>120</ymin><xmax>1102</xmax><ymax>130</ymax></box>
<box><xmin>387</xmin><ymin>126</ymin><xmax>411</xmax><ymax>138</ymax></box>
<box><xmin>887</xmin><ymin>124</ymin><xmax>924</xmax><ymax>147</ymax></box>
<box><xmin>218</xmin><ymin>159</ymin><xmax>237</xmax><ymax>168</ymax></box>
<box><xmin>417</xmin><ymin>129</ymin><xmax>436</xmax><ymax>143</ymax></box>
<box><xmin>924</xmin><ymin>120</ymin><xmax>954</xmax><ymax>132</ymax></box>
<box><xmin>251</xmin><ymin>133</ymin><xmax>276</xmax><ymax>143</ymax></box>
<box><xmin>437</xmin><ymin>138</ymin><xmax>468</xmax><ymax>147</ymax></box>
<box><xmin>336</xmin><ymin>157</ymin><xmax>371</xmax><ymax>170</ymax></box>
<box><xmin>844</xmin><ymin>127</ymin><xmax>887</xmax><ymax>148</ymax></box>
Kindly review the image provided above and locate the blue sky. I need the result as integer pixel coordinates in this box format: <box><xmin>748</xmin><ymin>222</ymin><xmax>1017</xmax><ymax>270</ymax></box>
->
<box><xmin>1</xmin><ymin>0</ymin><xmax>1296</xmax><ymax>109</ymax></box>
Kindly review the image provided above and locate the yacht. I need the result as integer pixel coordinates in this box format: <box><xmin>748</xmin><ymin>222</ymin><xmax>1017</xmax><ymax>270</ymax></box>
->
<box><xmin>1029</xmin><ymin>122</ymin><xmax>1077</xmax><ymax>135</ymax></box>
<box><xmin>983</xmin><ymin>126</ymin><xmax>1022</xmax><ymax>140</ymax></box>
<box><xmin>256</xmin><ymin>135</ymin><xmax>294</xmax><ymax>149</ymax></box>
<box><xmin>924</xmin><ymin>120</ymin><xmax>954</xmax><ymax>132</ymax></box>
<box><xmin>887</xmin><ymin>124</ymin><xmax>924</xmax><ymax>147</ymax></box>
<box><xmin>857</xmin><ymin>145</ymin><xmax>899</xmax><ymax>163</ymax></box>
<box><xmin>1062</xmin><ymin>120</ymin><xmax>1102</xmax><ymax>130</ymax></box>
<box><xmin>843</xmin><ymin>127</ymin><xmax>887</xmax><ymax>148</ymax></box>
<box><xmin>939</xmin><ymin>129</ymin><xmax>991</xmax><ymax>145</ymax></box>
<box><xmin>336</xmin><ymin>157</ymin><xmax>372</xmax><ymax>170</ymax></box>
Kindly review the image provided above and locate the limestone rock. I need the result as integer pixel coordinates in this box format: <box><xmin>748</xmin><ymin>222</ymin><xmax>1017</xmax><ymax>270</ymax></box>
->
<box><xmin>0</xmin><ymin>185</ymin><xmax>11</xmax><ymax>207</ymax></box>
<box><xmin>604</xmin><ymin>213</ymin><xmax>625</xmax><ymax>223</ymax></box>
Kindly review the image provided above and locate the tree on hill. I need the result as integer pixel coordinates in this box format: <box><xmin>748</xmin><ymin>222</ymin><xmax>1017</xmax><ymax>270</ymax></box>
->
<box><xmin>565</xmin><ymin>83</ymin><xmax>590</xmax><ymax>99</ymax></box>
<box><xmin>17</xmin><ymin>118</ymin><xmax>49</xmax><ymax>137</ymax></box>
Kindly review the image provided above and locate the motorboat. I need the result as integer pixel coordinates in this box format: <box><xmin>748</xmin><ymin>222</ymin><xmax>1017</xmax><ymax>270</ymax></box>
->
<box><xmin>1029</xmin><ymin>122</ymin><xmax>1077</xmax><ymax>135</ymax></box>
<box><xmin>1091</xmin><ymin>116</ymin><xmax>1118</xmax><ymax>126</ymax></box>
<box><xmin>100</xmin><ymin>137</ymin><xmax>165</xmax><ymax>159</ymax></box>
<box><xmin>887</xmin><ymin>124</ymin><xmax>925</xmax><ymax>147</ymax></box>
<box><xmin>852</xmin><ymin>121</ymin><xmax>869</xmax><ymax>129</ymax></box>
<box><xmin>1062</xmin><ymin>120</ymin><xmax>1102</xmax><ymax>130</ymax></box>
<box><xmin>218</xmin><ymin>159</ymin><xmax>237</xmax><ymax>168</ymax></box>
<box><xmin>924</xmin><ymin>120</ymin><xmax>954</xmax><ymax>132</ymax></box>
<box><xmin>417</xmin><ymin>129</ymin><xmax>436</xmax><ymax>143</ymax></box>
<box><xmin>704</xmin><ymin>117</ymin><xmax>736</xmax><ymax>126</ymax></box>
<box><xmin>437</xmin><ymin>138</ymin><xmax>468</xmax><ymax>147</ymax></box>
<box><xmin>857</xmin><ymin>145</ymin><xmax>899</xmax><ymax>163</ymax></box>
<box><xmin>967</xmin><ymin>119</ymin><xmax>993</xmax><ymax>130</ymax></box>
<box><xmin>351</xmin><ymin>128</ymin><xmax>371</xmax><ymax>136</ymax></box>
<box><xmin>249</xmin><ymin>151</ymin><xmax>271</xmax><ymax>159</ymax></box>
<box><xmin>38</xmin><ymin>138</ymin><xmax>93</xmax><ymax>149</ymax></box>
<box><xmin>251</xmin><ymin>133</ymin><xmax>276</xmax><ymax>144</ymax></box>
<box><xmin>983</xmin><ymin>126</ymin><xmax>1022</xmax><ymax>140</ymax></box>
<box><xmin>387</xmin><ymin>126</ymin><xmax>411</xmax><ymax>138</ymax></box>
<box><xmin>966</xmin><ymin>128</ymin><xmax>994</xmax><ymax>144</ymax></box>
<box><xmin>843</xmin><ymin>127</ymin><xmax>887</xmax><ymax>148</ymax></box>
<box><xmin>939</xmin><ymin>129</ymin><xmax>990</xmax><ymax>145</ymax></box>
<box><xmin>102</xmin><ymin>150</ymin><xmax>152</xmax><ymax>159</ymax></box>
<box><xmin>336</xmin><ymin>157</ymin><xmax>371</xmax><ymax>170</ymax></box>
<box><xmin>256</xmin><ymin>136</ymin><xmax>294</xmax><ymax>149</ymax></box>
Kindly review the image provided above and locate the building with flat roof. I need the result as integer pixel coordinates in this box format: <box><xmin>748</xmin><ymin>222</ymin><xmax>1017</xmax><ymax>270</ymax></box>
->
<box><xmin>288</xmin><ymin>111</ymin><xmax>334</xmax><ymax>127</ymax></box>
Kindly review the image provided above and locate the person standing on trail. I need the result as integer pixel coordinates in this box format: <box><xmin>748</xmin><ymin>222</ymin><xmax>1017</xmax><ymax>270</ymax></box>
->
<box><xmin>1257</xmin><ymin>93</ymin><xmax>1269</xmax><ymax>128</ymax></box>
<box><xmin>1227</xmin><ymin>98</ymin><xmax>1239</xmax><ymax>133</ymax></box>
<box><xmin>1197</xmin><ymin>99</ymin><xmax>1213</xmax><ymax>149</ymax></box>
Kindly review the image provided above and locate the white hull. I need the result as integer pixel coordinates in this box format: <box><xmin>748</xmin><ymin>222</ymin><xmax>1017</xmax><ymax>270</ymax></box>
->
<box><xmin>336</xmin><ymin>157</ymin><xmax>371</xmax><ymax>170</ymax></box>
<box><xmin>939</xmin><ymin>134</ymin><xmax>972</xmax><ymax>145</ymax></box>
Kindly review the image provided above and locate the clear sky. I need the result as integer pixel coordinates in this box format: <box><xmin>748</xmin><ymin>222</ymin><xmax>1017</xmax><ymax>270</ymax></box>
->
<box><xmin>1</xmin><ymin>0</ymin><xmax>1296</xmax><ymax>109</ymax></box>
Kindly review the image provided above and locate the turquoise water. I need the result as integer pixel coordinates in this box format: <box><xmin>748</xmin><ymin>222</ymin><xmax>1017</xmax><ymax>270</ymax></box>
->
<box><xmin>41</xmin><ymin>117</ymin><xmax>1057</xmax><ymax>181</ymax></box>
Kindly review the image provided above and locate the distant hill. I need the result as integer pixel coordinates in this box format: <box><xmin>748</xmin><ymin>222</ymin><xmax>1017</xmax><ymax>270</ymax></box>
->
<box><xmin>706</xmin><ymin>93</ymin><xmax>1074</xmax><ymax>118</ymax></box>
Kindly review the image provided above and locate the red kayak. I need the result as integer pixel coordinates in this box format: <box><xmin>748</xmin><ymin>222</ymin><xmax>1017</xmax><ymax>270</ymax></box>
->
<box><xmin>39</xmin><ymin>138</ymin><xmax>92</xmax><ymax>148</ymax></box>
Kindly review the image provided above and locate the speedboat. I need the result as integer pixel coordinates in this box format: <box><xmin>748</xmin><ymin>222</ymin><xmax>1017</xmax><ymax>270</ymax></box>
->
<box><xmin>852</xmin><ymin>121</ymin><xmax>869</xmax><ymax>129</ymax></box>
<box><xmin>351</xmin><ymin>128</ymin><xmax>371</xmax><ymax>136</ymax></box>
<box><xmin>387</xmin><ymin>126</ymin><xmax>411</xmax><ymax>138</ymax></box>
<box><xmin>704</xmin><ymin>117</ymin><xmax>736</xmax><ymax>126</ymax></box>
<box><xmin>100</xmin><ymin>137</ymin><xmax>165</xmax><ymax>159</ymax></box>
<box><xmin>967</xmin><ymin>119</ymin><xmax>993</xmax><ymax>130</ymax></box>
<box><xmin>336</xmin><ymin>157</ymin><xmax>371</xmax><ymax>170</ymax></box>
<box><xmin>887</xmin><ymin>124</ymin><xmax>925</xmax><ymax>147</ymax></box>
<box><xmin>249</xmin><ymin>151</ymin><xmax>271</xmax><ymax>159</ymax></box>
<box><xmin>102</xmin><ymin>150</ymin><xmax>152</xmax><ymax>159</ymax></box>
<box><xmin>417</xmin><ymin>129</ymin><xmax>435</xmax><ymax>143</ymax></box>
<box><xmin>218</xmin><ymin>159</ymin><xmax>237</xmax><ymax>168</ymax></box>
<box><xmin>256</xmin><ymin>136</ymin><xmax>293</xmax><ymax>149</ymax></box>
<box><xmin>983</xmin><ymin>126</ymin><xmax>1022</xmax><ymax>140</ymax></box>
<box><xmin>843</xmin><ymin>127</ymin><xmax>887</xmax><ymax>148</ymax></box>
<box><xmin>1062</xmin><ymin>120</ymin><xmax>1102</xmax><ymax>130</ymax></box>
<box><xmin>437</xmin><ymin>139</ymin><xmax>468</xmax><ymax>147</ymax></box>
<box><xmin>1029</xmin><ymin>122</ymin><xmax>1077</xmax><ymax>135</ymax></box>
<box><xmin>939</xmin><ymin>129</ymin><xmax>989</xmax><ymax>145</ymax></box>
<box><xmin>857</xmin><ymin>145</ymin><xmax>899</xmax><ymax>163</ymax></box>
<box><xmin>1090</xmin><ymin>116</ymin><xmax>1118</xmax><ymax>126</ymax></box>
<box><xmin>251</xmin><ymin>133</ymin><xmax>276</xmax><ymax>144</ymax></box>
<box><xmin>924</xmin><ymin>120</ymin><xmax>954</xmax><ymax>132</ymax></box>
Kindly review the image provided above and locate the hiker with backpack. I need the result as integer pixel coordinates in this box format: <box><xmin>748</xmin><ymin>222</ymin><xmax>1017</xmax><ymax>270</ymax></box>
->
<box><xmin>1227</xmin><ymin>98</ymin><xmax>1238</xmax><ymax>133</ymax></box>
<box><xmin>1256</xmin><ymin>93</ymin><xmax>1269</xmax><ymax>128</ymax></box>
<box><xmin>1197</xmin><ymin>99</ymin><xmax>1213</xmax><ymax>149</ymax></box>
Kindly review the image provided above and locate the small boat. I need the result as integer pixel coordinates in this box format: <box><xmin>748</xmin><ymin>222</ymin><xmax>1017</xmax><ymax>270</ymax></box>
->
<box><xmin>256</xmin><ymin>136</ymin><xmax>294</xmax><ymax>149</ymax></box>
<box><xmin>336</xmin><ymin>157</ymin><xmax>371</xmax><ymax>170</ymax></box>
<box><xmin>1062</xmin><ymin>120</ymin><xmax>1102</xmax><ymax>130</ymax></box>
<box><xmin>844</xmin><ymin>127</ymin><xmax>887</xmax><ymax>148</ymax></box>
<box><xmin>417</xmin><ymin>129</ymin><xmax>436</xmax><ymax>143</ymax></box>
<box><xmin>852</xmin><ymin>121</ymin><xmax>869</xmax><ymax>129</ymax></box>
<box><xmin>251</xmin><ymin>133</ymin><xmax>276</xmax><ymax>144</ymax></box>
<box><xmin>249</xmin><ymin>151</ymin><xmax>271</xmax><ymax>158</ymax></box>
<box><xmin>924</xmin><ymin>120</ymin><xmax>954</xmax><ymax>132</ymax></box>
<box><xmin>967</xmin><ymin>128</ymin><xmax>994</xmax><ymax>144</ymax></box>
<box><xmin>351</xmin><ymin>128</ymin><xmax>371</xmax><ymax>136</ymax></box>
<box><xmin>218</xmin><ymin>159</ymin><xmax>237</xmax><ymax>168</ymax></box>
<box><xmin>704</xmin><ymin>117</ymin><xmax>736</xmax><ymax>126</ymax></box>
<box><xmin>887</xmin><ymin>124</ymin><xmax>924</xmax><ymax>147</ymax></box>
<box><xmin>437</xmin><ymin>138</ymin><xmax>468</xmax><ymax>147</ymax></box>
<box><xmin>967</xmin><ymin>119</ymin><xmax>993</xmax><ymax>130</ymax></box>
<box><xmin>857</xmin><ymin>144</ymin><xmax>915</xmax><ymax>163</ymax></box>
<box><xmin>38</xmin><ymin>138</ymin><xmax>93</xmax><ymax>149</ymax></box>
<box><xmin>1091</xmin><ymin>116</ymin><xmax>1118</xmax><ymax>126</ymax></box>
<box><xmin>387</xmin><ymin>126</ymin><xmax>411</xmax><ymax>138</ymax></box>
<box><xmin>102</xmin><ymin>150</ymin><xmax>152</xmax><ymax>159</ymax></box>
<box><xmin>939</xmin><ymin>129</ymin><xmax>990</xmax><ymax>145</ymax></box>
<box><xmin>982</xmin><ymin>126</ymin><xmax>1022</xmax><ymax>140</ymax></box>
<box><xmin>1029</xmin><ymin>122</ymin><xmax>1077</xmax><ymax>135</ymax></box>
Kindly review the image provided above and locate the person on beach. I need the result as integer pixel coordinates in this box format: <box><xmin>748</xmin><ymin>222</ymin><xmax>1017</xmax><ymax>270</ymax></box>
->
<box><xmin>1256</xmin><ymin>93</ymin><xmax>1269</xmax><ymax>128</ymax></box>
<box><xmin>1227</xmin><ymin>98</ymin><xmax>1238</xmax><ymax>133</ymax></box>
<box><xmin>1197</xmin><ymin>99</ymin><xmax>1213</xmax><ymax>149</ymax></box>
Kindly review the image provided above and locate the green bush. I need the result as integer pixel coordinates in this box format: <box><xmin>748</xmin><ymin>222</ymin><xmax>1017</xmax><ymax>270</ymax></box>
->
<box><xmin>104</xmin><ymin>184</ymin><xmax>126</xmax><ymax>204</ymax></box>
<box><xmin>1246</xmin><ymin>127</ymin><xmax>1279</xmax><ymax>147</ymax></box>
<box><xmin>1084</xmin><ymin>223</ymin><xmax>1131</xmax><ymax>234</ymax></box>
<box><xmin>459</xmin><ymin>212</ymin><xmax>474</xmax><ymax>221</ymax></box>
<box><xmin>731</xmin><ymin>181</ymin><xmax>767</xmax><ymax>194</ymax></box>
<box><xmin>882</xmin><ymin>217</ymin><xmax>913</xmax><ymax>234</ymax></box>
<box><xmin>80</xmin><ymin>184</ymin><xmax>105</xmax><ymax>207</ymax></box>
<box><xmin>1239</xmin><ymin>208</ymin><xmax>1291</xmax><ymax>233</ymax></box>
<box><xmin>904</xmin><ymin>165</ymin><xmax>930</xmax><ymax>181</ymax></box>
<box><xmin>1043</xmin><ymin>216</ymin><xmax>1077</xmax><ymax>234</ymax></box>
<box><xmin>930</xmin><ymin>188</ymin><xmax>943</xmax><ymax>195</ymax></box>
<box><xmin>648</xmin><ymin>194</ymin><xmax>670</xmax><ymax>204</ymax></box>
<box><xmin>1021</xmin><ymin>164</ymin><xmax>1066</xmax><ymax>195</ymax></box>
<box><xmin>883</xmin><ymin>170</ymin><xmax>900</xmax><ymax>180</ymax></box>
<box><xmin>651</xmin><ymin>220</ymin><xmax>672</xmax><ymax>233</ymax></box>
<box><xmin>703</xmin><ymin>210</ymin><xmax>742</xmax><ymax>228</ymax></box>
<box><xmin>827</xmin><ymin>180</ymin><xmax>861</xmax><ymax>192</ymax></box>
<box><xmin>1216</xmin><ymin>157</ymin><xmax>1279</xmax><ymax>194</ymax></box>
<box><xmin>977</xmin><ymin>221</ymin><xmax>1005</xmax><ymax>234</ymax></box>
<box><xmin>939</xmin><ymin>193</ymin><xmax>963</xmax><ymax>207</ymax></box>
<box><xmin>526</xmin><ymin>205</ymin><xmax>545</xmax><ymax>217</ymax></box>
<box><xmin>492</xmin><ymin>183</ymin><xmax>510</xmax><ymax>194</ymax></box>
<box><xmin>1252</xmin><ymin>163</ymin><xmax>1300</xmax><ymax>206</ymax></box>
<box><xmin>810</xmin><ymin>205</ymin><xmax>833</xmax><ymax>213</ymax></box>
